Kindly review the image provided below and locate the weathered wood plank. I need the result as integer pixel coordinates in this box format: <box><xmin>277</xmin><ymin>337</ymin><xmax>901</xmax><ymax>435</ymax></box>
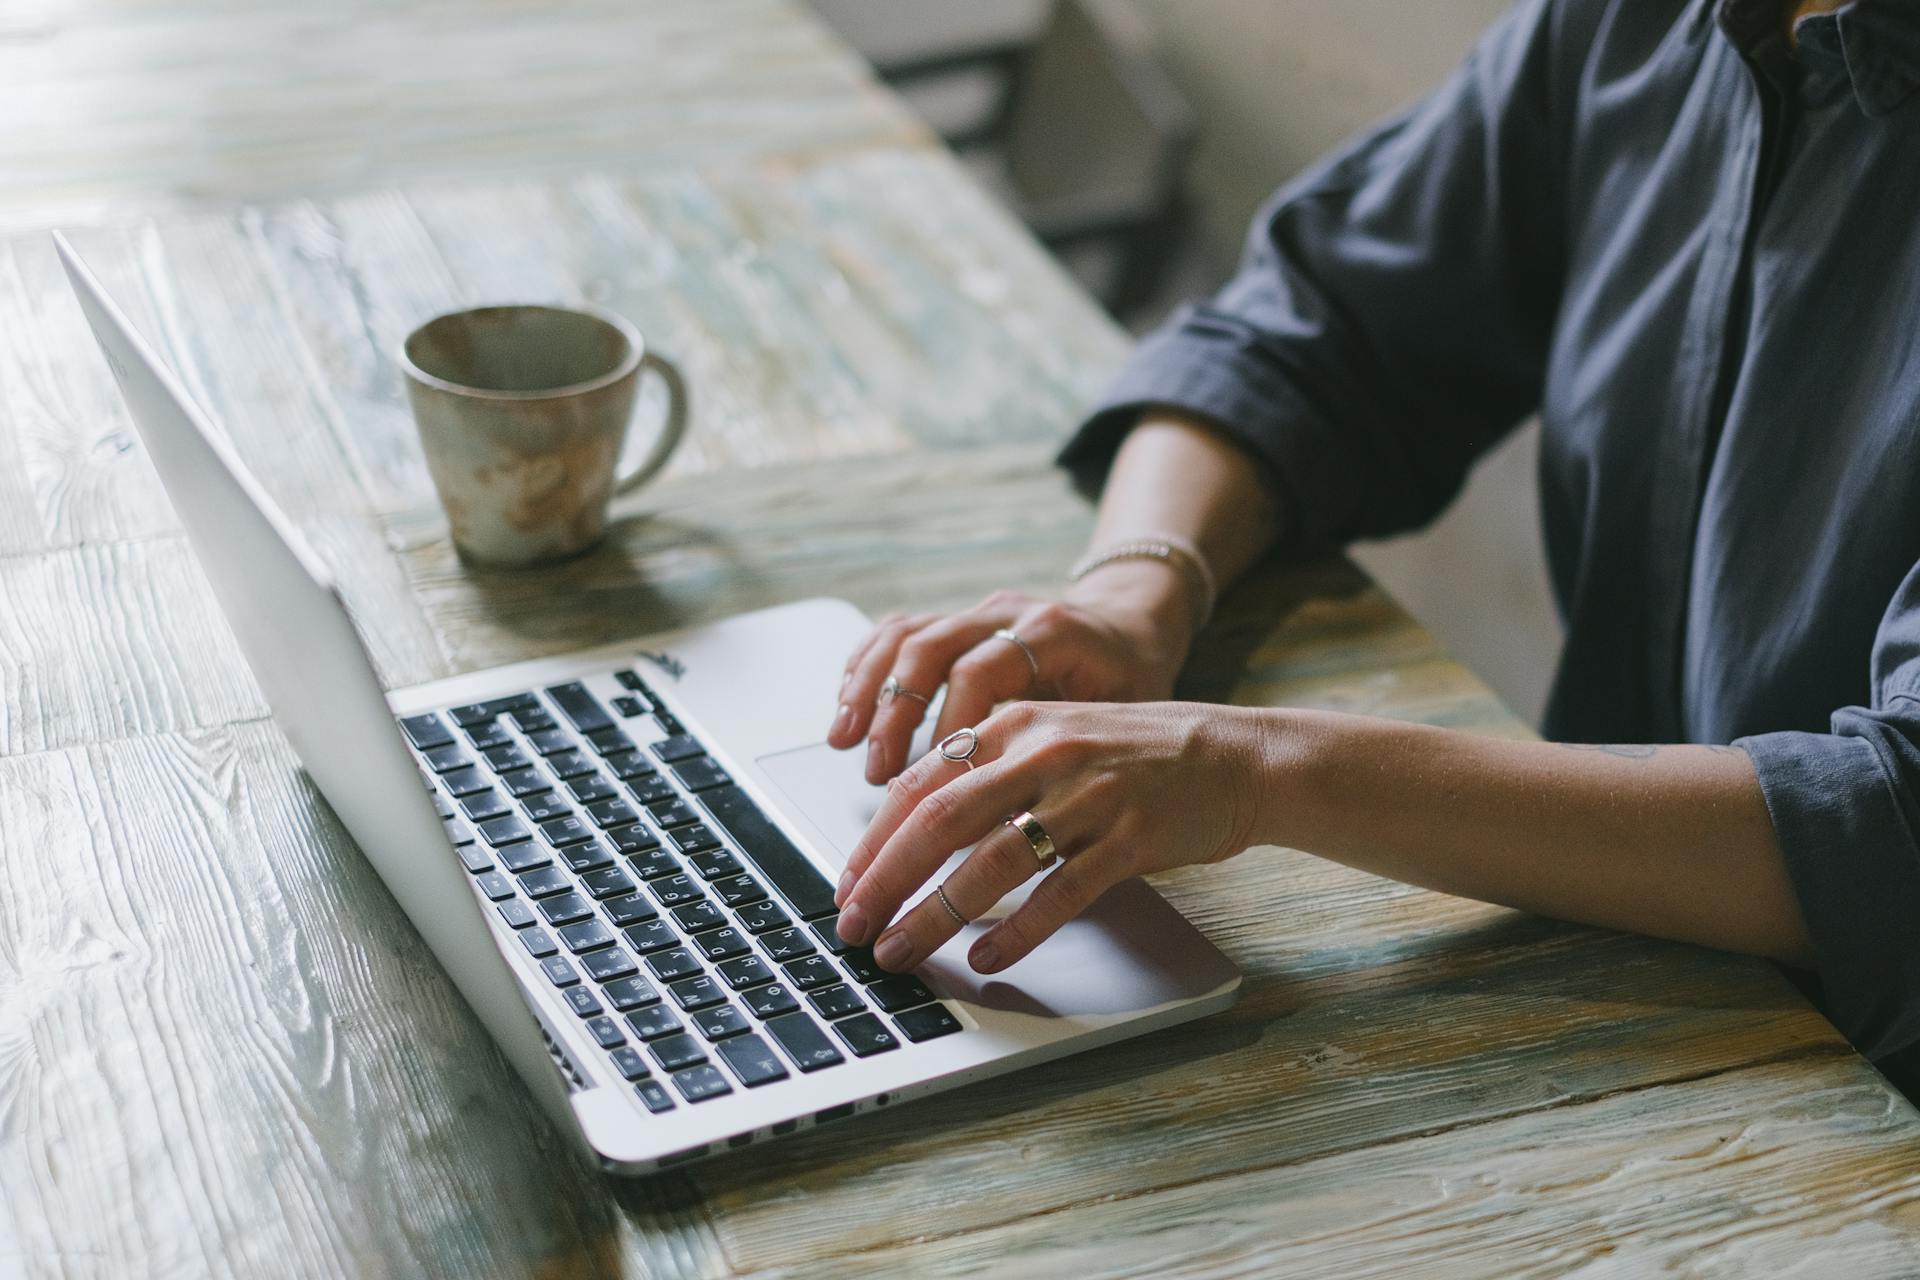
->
<box><xmin>0</xmin><ymin>722</ymin><xmax>729</xmax><ymax>1280</ymax></box>
<box><xmin>754</xmin><ymin>1056</ymin><xmax>1920</xmax><ymax>1279</ymax></box>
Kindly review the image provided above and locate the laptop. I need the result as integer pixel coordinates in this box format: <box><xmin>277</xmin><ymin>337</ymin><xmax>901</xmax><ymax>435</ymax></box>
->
<box><xmin>55</xmin><ymin>231</ymin><xmax>1241</xmax><ymax>1173</ymax></box>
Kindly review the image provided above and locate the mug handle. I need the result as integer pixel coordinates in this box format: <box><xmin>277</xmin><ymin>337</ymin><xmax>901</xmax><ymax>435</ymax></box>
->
<box><xmin>614</xmin><ymin>350</ymin><xmax>690</xmax><ymax>494</ymax></box>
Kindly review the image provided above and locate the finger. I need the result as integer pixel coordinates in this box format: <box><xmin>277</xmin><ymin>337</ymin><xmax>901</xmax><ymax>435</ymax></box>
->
<box><xmin>836</xmin><ymin>753</ymin><xmax>1039</xmax><ymax>946</ymax></box>
<box><xmin>833</xmin><ymin>740</ymin><xmax>980</xmax><ymax>906</ymax></box>
<box><xmin>869</xmin><ymin>822</ymin><xmax>1052</xmax><ymax>972</ymax></box>
<box><xmin>967</xmin><ymin>846</ymin><xmax>1120</xmax><ymax>973</ymax></box>
<box><xmin>927</xmin><ymin>636</ymin><xmax>1042</xmax><ymax>748</ymax></box>
<box><xmin>865</xmin><ymin>613</ymin><xmax>1010</xmax><ymax>784</ymax></box>
<box><xmin>830</xmin><ymin>612</ymin><xmax>936</xmax><ymax>750</ymax></box>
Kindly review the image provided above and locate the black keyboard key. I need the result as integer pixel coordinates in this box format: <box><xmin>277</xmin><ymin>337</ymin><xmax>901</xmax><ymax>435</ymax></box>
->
<box><xmin>759</xmin><ymin>928</ymin><xmax>815</xmax><ymax>964</ymax></box>
<box><xmin>587</xmin><ymin>798</ymin><xmax>640</xmax><ymax>829</ymax></box>
<box><xmin>439</xmin><ymin>766</ymin><xmax>490</xmax><ymax>798</ymax></box>
<box><xmin>649</xmin><ymin>875</ymin><xmax>705</xmax><ymax>908</ymax></box>
<box><xmin>602</xmin><ymin>893</ymin><xmax>658</xmax><ymax>927</ymax></box>
<box><xmin>546</xmin><ymin>681</ymin><xmax>615</xmax><ymax>733</ymax></box>
<box><xmin>581</xmin><ymin>865</ymin><xmax>637</xmax><ymax>899</ymax></box>
<box><xmin>541</xmin><ymin>956</ymin><xmax>580</xmax><ymax>988</ymax></box>
<box><xmin>742</xmin><ymin>983</ymin><xmax>799</xmax><ymax>1019</ymax></box>
<box><xmin>833</xmin><ymin>1012</ymin><xmax>899</xmax><ymax>1058</ymax></box>
<box><xmin>614</xmin><ymin>668</ymin><xmax>653</xmax><ymax>697</ymax></box>
<box><xmin>558</xmin><ymin>840</ymin><xmax>616</xmax><ymax>875</ymax></box>
<box><xmin>645</xmin><ymin>946</ymin><xmax>703</xmax><ymax>982</ymax></box>
<box><xmin>626</xmin><ymin>1004</ymin><xmax>682</xmax><ymax>1041</ymax></box>
<box><xmin>717</xmin><ymin>1033</ymin><xmax>791</xmax><ymax>1087</ymax></box>
<box><xmin>808</xmin><ymin>983</ymin><xmax>867</xmax><ymax>1020</ymax></box>
<box><xmin>736</xmin><ymin>900</ymin><xmax>791</xmax><ymax>935</ymax></box>
<box><xmin>467</xmin><ymin>719</ymin><xmax>515</xmax><ymax>751</ymax></box>
<box><xmin>511</xmin><ymin>703</ymin><xmax>556</xmax><ymax>731</ymax></box>
<box><xmin>841</xmin><ymin>950</ymin><xmax>886</xmax><ymax>985</ymax></box>
<box><xmin>623</xmin><ymin>921</ymin><xmax>678</xmax><ymax>954</ymax></box>
<box><xmin>783</xmin><ymin>955</ymin><xmax>838</xmax><ymax>991</ymax></box>
<box><xmin>455</xmin><ymin>844</ymin><xmax>492</xmax><ymax>874</ymax></box>
<box><xmin>606</xmin><ymin>823</ymin><xmax>662</xmax><ymax>855</ymax></box>
<box><xmin>609</xmin><ymin>1046</ymin><xmax>651</xmax><ymax>1080</ymax></box>
<box><xmin>652</xmin><ymin>734</ymin><xmax>705</xmax><ymax>763</ymax></box>
<box><xmin>690</xmin><ymin>926</ymin><xmax>750</xmax><ymax>962</ymax></box>
<box><xmin>518</xmin><ymin>927</ymin><xmax>558</xmax><ymax>959</ymax></box>
<box><xmin>607</xmin><ymin>752</ymin><xmax>656</xmax><ymax>781</ymax></box>
<box><xmin>627</xmin><ymin>775</ymin><xmax>677</xmax><ymax>805</ymax></box>
<box><xmin>693</xmin><ymin>1004</ymin><xmax>750</xmax><ymax>1041</ymax></box>
<box><xmin>893</xmin><ymin>1003</ymin><xmax>964</xmax><ymax>1043</ymax></box>
<box><xmin>520</xmin><ymin>792</ymin><xmax>574</xmax><ymax>824</ymax></box>
<box><xmin>674</xmin><ymin>758</ymin><xmax>731</xmax><ymax>792</ymax></box>
<box><xmin>627</xmin><ymin>848</ymin><xmax>681</xmax><ymax>881</ymax></box>
<box><xmin>671</xmin><ymin>1064</ymin><xmax>732</xmax><ymax>1102</ymax></box>
<box><xmin>611</xmin><ymin>695</ymin><xmax>647</xmax><ymax>719</ymax></box>
<box><xmin>588</xmin><ymin>727</ymin><xmax>636</xmax><ymax>756</ymax></box>
<box><xmin>581</xmin><ymin>947</ymin><xmax>640</xmax><ymax>984</ymax></box>
<box><xmin>866</xmin><ymin>975</ymin><xmax>937</xmax><ymax>1013</ymax></box>
<box><xmin>448</xmin><ymin>702</ymin><xmax>498</xmax><ymax>728</ymax></box>
<box><xmin>498</xmin><ymin>767</ymin><xmax>551</xmax><ymax>799</ymax></box>
<box><xmin>479</xmin><ymin>815</ymin><xmax>533</xmax><ymax>847</ymax></box>
<box><xmin>603</xmin><ymin>976</ymin><xmax>659</xmax><ymax>1011</ymax></box>
<box><xmin>649</xmin><ymin>1032</ymin><xmax>707</xmax><ymax>1072</ymax></box>
<box><xmin>634</xmin><ymin>1079</ymin><xmax>676</xmax><ymax>1113</ymax></box>
<box><xmin>567</xmin><ymin>774</ymin><xmax>617</xmax><ymax>805</ymax></box>
<box><xmin>527</xmin><ymin>727</ymin><xmax>574</xmax><ymax>756</ymax></box>
<box><xmin>558</xmin><ymin>919</ymin><xmax>616</xmax><ymax>953</ymax></box>
<box><xmin>672</xmin><ymin>900</ymin><xmax>726</xmax><ymax>933</ymax></box>
<box><xmin>459</xmin><ymin>791</ymin><xmax>510</xmax><ymax>823</ymax></box>
<box><xmin>699</xmin><ymin>784</ymin><xmax>838</xmax><ymax>920</ymax></box>
<box><xmin>716</xmin><ymin>955</ymin><xmax>776</xmax><ymax>991</ymax></box>
<box><xmin>646</xmin><ymin>798</ymin><xmax>696</xmax><ymax>829</ymax></box>
<box><xmin>668</xmin><ymin>974</ymin><xmax>727</xmax><ymax>1011</ymax></box>
<box><xmin>764</xmin><ymin>1012</ymin><xmax>845</xmax><ymax>1072</ymax></box>
<box><xmin>401</xmin><ymin>713</ymin><xmax>453</xmax><ymax>750</ymax></box>
<box><xmin>654</xmin><ymin>710</ymin><xmax>685</xmax><ymax>735</ymax></box>
<box><xmin>518</xmin><ymin>865</ymin><xmax>570</xmax><ymax>898</ymax></box>
<box><xmin>483</xmin><ymin>743</ymin><xmax>531</xmax><ymax>772</ymax></box>
<box><xmin>688</xmin><ymin>848</ymin><xmax>743</xmax><ymax>880</ymax></box>
<box><xmin>497</xmin><ymin>842</ymin><xmax>552</xmax><ymax>874</ymax></box>
<box><xmin>549</xmin><ymin>750</ymin><xmax>596</xmax><ymax>781</ymax></box>
<box><xmin>496</xmin><ymin>899</ymin><xmax>536</xmax><ymax>929</ymax></box>
<box><xmin>539</xmin><ymin>892</ymin><xmax>594</xmax><ymax>926</ymax></box>
<box><xmin>540</xmin><ymin>815</ymin><xmax>594</xmax><ymax>847</ymax></box>
<box><xmin>476</xmin><ymin>870</ymin><xmax>516</xmax><ymax>901</ymax></box>
<box><xmin>563</xmin><ymin>986</ymin><xmax>603</xmax><ymax>1018</ymax></box>
<box><xmin>669</xmin><ymin>823</ymin><xmax>721</xmax><ymax>854</ymax></box>
<box><xmin>813</xmin><ymin>919</ymin><xmax>854</xmax><ymax>955</ymax></box>
<box><xmin>422</xmin><ymin>743</ymin><xmax>473</xmax><ymax>773</ymax></box>
<box><xmin>713</xmin><ymin>874</ymin><xmax>768</xmax><ymax>908</ymax></box>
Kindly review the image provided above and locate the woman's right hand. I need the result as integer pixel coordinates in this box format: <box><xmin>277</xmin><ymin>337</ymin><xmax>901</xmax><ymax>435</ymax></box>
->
<box><xmin>827</xmin><ymin>561</ymin><xmax>1198</xmax><ymax>784</ymax></box>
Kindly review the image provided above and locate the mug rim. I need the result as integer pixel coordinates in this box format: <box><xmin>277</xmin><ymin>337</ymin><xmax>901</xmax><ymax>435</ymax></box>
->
<box><xmin>398</xmin><ymin>302</ymin><xmax>646</xmax><ymax>402</ymax></box>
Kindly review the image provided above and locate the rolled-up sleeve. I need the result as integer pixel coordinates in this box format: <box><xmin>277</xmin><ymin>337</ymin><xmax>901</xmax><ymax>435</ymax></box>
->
<box><xmin>1059</xmin><ymin>0</ymin><xmax>1567</xmax><ymax>550</ymax></box>
<box><xmin>1736</xmin><ymin>560</ymin><xmax>1920</xmax><ymax>1062</ymax></box>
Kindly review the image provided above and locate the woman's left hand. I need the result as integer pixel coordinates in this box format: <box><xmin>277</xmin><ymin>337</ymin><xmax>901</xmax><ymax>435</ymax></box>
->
<box><xmin>833</xmin><ymin>698</ymin><xmax>1275</xmax><ymax>974</ymax></box>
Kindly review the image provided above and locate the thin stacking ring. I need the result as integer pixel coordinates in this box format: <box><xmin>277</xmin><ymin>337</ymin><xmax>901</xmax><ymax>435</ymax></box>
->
<box><xmin>938</xmin><ymin>726</ymin><xmax>981</xmax><ymax>770</ymax></box>
<box><xmin>1006</xmin><ymin>810</ymin><xmax>1057</xmax><ymax>870</ymax></box>
<box><xmin>879</xmin><ymin>675</ymin><xmax>931</xmax><ymax>707</ymax></box>
<box><xmin>992</xmin><ymin>627</ymin><xmax>1042</xmax><ymax>686</ymax></box>
<box><xmin>934</xmin><ymin>883</ymin><xmax>969</xmax><ymax>927</ymax></box>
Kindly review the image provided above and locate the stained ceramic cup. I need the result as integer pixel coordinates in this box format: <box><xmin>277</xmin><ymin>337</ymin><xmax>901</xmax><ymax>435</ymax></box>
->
<box><xmin>400</xmin><ymin>304</ymin><xmax>689</xmax><ymax>567</ymax></box>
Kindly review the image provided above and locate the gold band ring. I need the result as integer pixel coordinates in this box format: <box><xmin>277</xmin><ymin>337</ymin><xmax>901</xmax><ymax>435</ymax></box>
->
<box><xmin>934</xmin><ymin>883</ymin><xmax>969</xmax><ymax>927</ymax></box>
<box><xmin>879</xmin><ymin>675</ymin><xmax>931</xmax><ymax>707</ymax></box>
<box><xmin>1006</xmin><ymin>810</ymin><xmax>1057</xmax><ymax>870</ymax></box>
<box><xmin>992</xmin><ymin>627</ymin><xmax>1042</xmax><ymax>686</ymax></box>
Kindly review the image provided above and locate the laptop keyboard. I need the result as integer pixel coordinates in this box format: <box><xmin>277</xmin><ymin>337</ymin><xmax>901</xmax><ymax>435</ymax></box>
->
<box><xmin>399</xmin><ymin>668</ymin><xmax>962</xmax><ymax>1116</ymax></box>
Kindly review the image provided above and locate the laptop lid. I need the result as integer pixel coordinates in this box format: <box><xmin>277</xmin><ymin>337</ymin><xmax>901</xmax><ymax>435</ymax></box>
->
<box><xmin>53</xmin><ymin>232</ymin><xmax>587</xmax><ymax>1144</ymax></box>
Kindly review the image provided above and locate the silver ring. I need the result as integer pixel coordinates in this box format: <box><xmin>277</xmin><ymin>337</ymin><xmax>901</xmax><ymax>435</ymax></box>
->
<box><xmin>992</xmin><ymin>627</ymin><xmax>1042</xmax><ymax>686</ymax></box>
<box><xmin>934</xmin><ymin>883</ymin><xmax>969</xmax><ymax>927</ymax></box>
<box><xmin>879</xmin><ymin>675</ymin><xmax>931</xmax><ymax>707</ymax></box>
<box><xmin>938</xmin><ymin>726</ymin><xmax>980</xmax><ymax>770</ymax></box>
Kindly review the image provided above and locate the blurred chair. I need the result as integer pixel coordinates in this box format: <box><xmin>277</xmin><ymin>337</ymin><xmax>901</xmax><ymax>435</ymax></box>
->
<box><xmin>812</xmin><ymin>0</ymin><xmax>1196</xmax><ymax>318</ymax></box>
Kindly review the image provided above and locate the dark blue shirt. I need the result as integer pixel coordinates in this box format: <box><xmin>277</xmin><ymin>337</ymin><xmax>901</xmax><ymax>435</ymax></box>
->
<box><xmin>1061</xmin><ymin>0</ymin><xmax>1920</xmax><ymax>1073</ymax></box>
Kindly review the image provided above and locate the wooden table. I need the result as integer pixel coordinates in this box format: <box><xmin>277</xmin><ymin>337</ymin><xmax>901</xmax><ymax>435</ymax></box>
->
<box><xmin>4</xmin><ymin>2</ymin><xmax>1918</xmax><ymax>1275</ymax></box>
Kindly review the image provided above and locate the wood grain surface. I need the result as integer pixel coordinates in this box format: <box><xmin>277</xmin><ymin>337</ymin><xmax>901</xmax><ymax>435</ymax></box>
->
<box><xmin>2</xmin><ymin>2</ymin><xmax>1916</xmax><ymax>1277</ymax></box>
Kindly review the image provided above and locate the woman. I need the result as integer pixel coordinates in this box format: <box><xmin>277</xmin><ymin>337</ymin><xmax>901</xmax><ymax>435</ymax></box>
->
<box><xmin>828</xmin><ymin>0</ymin><xmax>1920</xmax><ymax>1091</ymax></box>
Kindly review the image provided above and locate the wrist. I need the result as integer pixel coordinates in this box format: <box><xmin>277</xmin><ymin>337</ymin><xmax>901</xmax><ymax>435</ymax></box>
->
<box><xmin>1064</xmin><ymin>558</ymin><xmax>1195</xmax><ymax>656</ymax></box>
<box><xmin>1241</xmin><ymin>707</ymin><xmax>1347</xmax><ymax>852</ymax></box>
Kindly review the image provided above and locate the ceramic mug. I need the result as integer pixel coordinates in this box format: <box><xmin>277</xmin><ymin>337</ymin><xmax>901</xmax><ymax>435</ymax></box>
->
<box><xmin>400</xmin><ymin>304</ymin><xmax>689</xmax><ymax>566</ymax></box>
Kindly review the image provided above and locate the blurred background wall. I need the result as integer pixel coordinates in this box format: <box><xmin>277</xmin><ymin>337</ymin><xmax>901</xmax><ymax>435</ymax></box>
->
<box><xmin>811</xmin><ymin>0</ymin><xmax>1561</xmax><ymax>726</ymax></box>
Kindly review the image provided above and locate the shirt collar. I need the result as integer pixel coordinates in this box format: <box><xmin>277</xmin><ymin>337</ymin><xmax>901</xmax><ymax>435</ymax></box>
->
<box><xmin>1715</xmin><ymin>0</ymin><xmax>1920</xmax><ymax>116</ymax></box>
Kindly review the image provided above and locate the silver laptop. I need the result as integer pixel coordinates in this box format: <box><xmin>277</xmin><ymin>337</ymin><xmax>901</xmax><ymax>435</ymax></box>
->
<box><xmin>56</xmin><ymin>231</ymin><xmax>1241</xmax><ymax>1173</ymax></box>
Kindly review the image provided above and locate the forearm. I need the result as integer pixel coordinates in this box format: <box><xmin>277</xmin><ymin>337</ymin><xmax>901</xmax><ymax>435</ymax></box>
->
<box><xmin>1256</xmin><ymin>710</ymin><xmax>1816</xmax><ymax>966</ymax></box>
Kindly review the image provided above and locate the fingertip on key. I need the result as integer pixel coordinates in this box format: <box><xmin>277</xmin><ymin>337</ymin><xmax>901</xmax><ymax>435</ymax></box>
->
<box><xmin>834</xmin><ymin>866</ymin><xmax>856</xmax><ymax>907</ymax></box>
<box><xmin>837</xmin><ymin>902</ymin><xmax>870</xmax><ymax>944</ymax></box>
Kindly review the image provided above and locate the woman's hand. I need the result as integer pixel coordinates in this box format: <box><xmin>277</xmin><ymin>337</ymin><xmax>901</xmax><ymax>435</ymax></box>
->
<box><xmin>827</xmin><ymin>563</ymin><xmax>1198</xmax><ymax>785</ymax></box>
<box><xmin>832</xmin><ymin>699</ymin><xmax>1274</xmax><ymax>974</ymax></box>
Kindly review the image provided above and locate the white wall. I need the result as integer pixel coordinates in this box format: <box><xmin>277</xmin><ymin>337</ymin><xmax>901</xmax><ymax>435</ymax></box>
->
<box><xmin>1128</xmin><ymin>0</ymin><xmax>1562</xmax><ymax>725</ymax></box>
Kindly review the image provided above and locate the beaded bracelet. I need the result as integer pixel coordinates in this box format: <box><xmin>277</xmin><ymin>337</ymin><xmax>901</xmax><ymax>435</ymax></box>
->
<box><xmin>1067</xmin><ymin>535</ymin><xmax>1218</xmax><ymax>628</ymax></box>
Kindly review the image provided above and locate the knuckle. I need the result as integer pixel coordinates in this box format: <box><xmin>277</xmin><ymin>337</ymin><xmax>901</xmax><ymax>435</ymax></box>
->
<box><xmin>1022</xmin><ymin>601</ymin><xmax>1072</xmax><ymax>636</ymax></box>
<box><xmin>982</xmin><ymin>588</ymin><xmax>1024</xmax><ymax>611</ymax></box>
<box><xmin>914</xmin><ymin>784</ymin><xmax>965</xmax><ymax>833</ymax></box>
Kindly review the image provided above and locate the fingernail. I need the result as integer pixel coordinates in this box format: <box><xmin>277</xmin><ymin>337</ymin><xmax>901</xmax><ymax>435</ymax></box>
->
<box><xmin>831</xmin><ymin>703</ymin><xmax>852</xmax><ymax>739</ymax></box>
<box><xmin>835</xmin><ymin>867</ymin><xmax>856</xmax><ymax>907</ymax></box>
<box><xmin>971</xmin><ymin>938</ymin><xmax>1000</xmax><ymax>972</ymax></box>
<box><xmin>841</xmin><ymin>670</ymin><xmax>853</xmax><ymax>690</ymax></box>
<box><xmin>874</xmin><ymin>931</ymin><xmax>912</xmax><ymax>971</ymax></box>
<box><xmin>866</xmin><ymin>737</ymin><xmax>890</xmax><ymax>780</ymax></box>
<box><xmin>837</xmin><ymin>902</ymin><xmax>869</xmax><ymax>943</ymax></box>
